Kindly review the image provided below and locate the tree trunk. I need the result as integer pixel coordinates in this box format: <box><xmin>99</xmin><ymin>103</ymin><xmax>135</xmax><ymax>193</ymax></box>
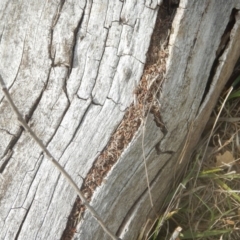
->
<box><xmin>0</xmin><ymin>0</ymin><xmax>240</xmax><ymax>239</ymax></box>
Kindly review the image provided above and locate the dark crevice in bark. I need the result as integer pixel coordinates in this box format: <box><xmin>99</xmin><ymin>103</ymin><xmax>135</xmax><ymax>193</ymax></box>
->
<box><xmin>75</xmin><ymin>95</ymin><xmax>88</xmax><ymax>101</ymax></box>
<box><xmin>61</xmin><ymin>1</ymin><xmax>176</xmax><ymax>239</ymax></box>
<box><xmin>78</xmin><ymin>0</ymin><xmax>93</xmax><ymax>41</ymax></box>
<box><xmin>92</xmin><ymin>99</ymin><xmax>103</xmax><ymax>106</ymax></box>
<box><xmin>9</xmin><ymin>33</ymin><xmax>28</xmax><ymax>90</ymax></box>
<box><xmin>62</xmin><ymin>75</ymin><xmax>70</xmax><ymax>104</ymax></box>
<box><xmin>26</xmin><ymin>81</ymin><xmax>49</xmax><ymax>124</ymax></box>
<box><xmin>1</xmin><ymin>127</ymin><xmax>22</xmax><ymax>159</ymax></box>
<box><xmin>50</xmin><ymin>98</ymin><xmax>92</xmax><ymax>165</ymax></box>
<box><xmin>0</xmin><ymin>150</ymin><xmax>13</xmax><ymax>173</ymax></box>
<box><xmin>106</xmin><ymin>96</ymin><xmax>120</xmax><ymax>106</ymax></box>
<box><xmin>163</xmin><ymin>0</ymin><xmax>180</xmax><ymax>14</ymax></box>
<box><xmin>52</xmin><ymin>0</ymin><xmax>66</xmax><ymax>29</ymax></box>
<box><xmin>226</xmin><ymin>56</ymin><xmax>240</xmax><ymax>88</ymax></box>
<box><xmin>200</xmin><ymin>8</ymin><xmax>238</xmax><ymax>107</ymax></box>
<box><xmin>62</xmin><ymin>100</ymin><xmax>92</xmax><ymax>144</ymax></box>
<box><xmin>155</xmin><ymin>141</ymin><xmax>175</xmax><ymax>155</ymax></box>
<box><xmin>0</xmin><ymin>27</ymin><xmax>4</xmax><ymax>44</ymax></box>
<box><xmin>0</xmin><ymin>128</ymin><xmax>16</xmax><ymax>137</ymax></box>
<box><xmin>119</xmin><ymin>53</ymin><xmax>145</xmax><ymax>65</ymax></box>
<box><xmin>49</xmin><ymin>14</ymin><xmax>57</xmax><ymax>62</ymax></box>
<box><xmin>42</xmin><ymin>74</ymin><xmax>73</xmax><ymax>149</ymax></box>
<box><xmin>68</xmin><ymin>8</ymin><xmax>85</xmax><ymax>77</ymax></box>
<box><xmin>0</xmin><ymin>75</ymin><xmax>48</xmax><ymax>173</ymax></box>
<box><xmin>72</xmin><ymin>2</ymin><xmax>94</xmax><ymax>96</ymax></box>
<box><xmin>36</xmin><ymin>68</ymin><xmax>71</xmax><ymax>150</ymax></box>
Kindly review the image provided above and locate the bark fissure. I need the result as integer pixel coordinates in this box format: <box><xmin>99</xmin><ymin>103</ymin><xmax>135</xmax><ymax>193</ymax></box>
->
<box><xmin>0</xmin><ymin>150</ymin><xmax>13</xmax><ymax>173</ymax></box>
<box><xmin>106</xmin><ymin>96</ymin><xmax>121</xmax><ymax>106</ymax></box>
<box><xmin>178</xmin><ymin>1</ymin><xmax>210</xmax><ymax>112</ymax></box>
<box><xmin>54</xmin><ymin>98</ymin><xmax>92</xmax><ymax>158</ymax></box>
<box><xmin>200</xmin><ymin>8</ymin><xmax>238</xmax><ymax>107</ymax></box>
<box><xmin>43</xmin><ymin>80</ymin><xmax>71</xmax><ymax>148</ymax></box>
<box><xmin>0</xmin><ymin>128</ymin><xmax>17</xmax><ymax>137</ymax></box>
<box><xmin>52</xmin><ymin>0</ymin><xmax>67</xmax><ymax>29</ymax></box>
<box><xmin>0</xmin><ymin>128</ymin><xmax>22</xmax><ymax>158</ymax></box>
<box><xmin>62</xmin><ymin>75</ymin><xmax>70</xmax><ymax>104</ymax></box>
<box><xmin>61</xmin><ymin>3</ymin><xmax>176</xmax><ymax>239</ymax></box>
<box><xmin>0</xmin><ymin>74</ymin><xmax>49</xmax><ymax>172</ymax></box>
<box><xmin>68</xmin><ymin>9</ymin><xmax>85</xmax><ymax>77</ymax></box>
<box><xmin>10</xmin><ymin>33</ymin><xmax>28</xmax><ymax>91</ymax></box>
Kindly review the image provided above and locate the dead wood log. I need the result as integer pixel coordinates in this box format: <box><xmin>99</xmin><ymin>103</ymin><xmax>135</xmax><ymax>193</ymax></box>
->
<box><xmin>0</xmin><ymin>0</ymin><xmax>240</xmax><ymax>239</ymax></box>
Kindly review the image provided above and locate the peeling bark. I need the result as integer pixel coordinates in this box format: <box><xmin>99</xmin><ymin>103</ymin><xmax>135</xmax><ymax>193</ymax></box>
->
<box><xmin>1</xmin><ymin>0</ymin><xmax>240</xmax><ymax>240</ymax></box>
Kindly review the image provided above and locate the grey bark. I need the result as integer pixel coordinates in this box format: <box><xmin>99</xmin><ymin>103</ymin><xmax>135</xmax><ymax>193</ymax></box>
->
<box><xmin>0</xmin><ymin>0</ymin><xmax>240</xmax><ymax>240</ymax></box>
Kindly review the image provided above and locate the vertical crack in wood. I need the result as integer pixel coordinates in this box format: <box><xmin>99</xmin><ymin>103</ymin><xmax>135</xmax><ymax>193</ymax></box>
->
<box><xmin>68</xmin><ymin>10</ymin><xmax>85</xmax><ymax>77</ymax></box>
<box><xmin>0</xmin><ymin>76</ymin><xmax>48</xmax><ymax>172</ymax></box>
<box><xmin>0</xmin><ymin>150</ymin><xmax>13</xmax><ymax>173</ymax></box>
<box><xmin>60</xmin><ymin>2</ymin><xmax>177</xmax><ymax>239</ymax></box>
<box><xmin>200</xmin><ymin>8</ymin><xmax>238</xmax><ymax>107</ymax></box>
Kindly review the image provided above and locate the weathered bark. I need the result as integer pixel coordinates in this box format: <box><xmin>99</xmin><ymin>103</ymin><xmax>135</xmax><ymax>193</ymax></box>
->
<box><xmin>0</xmin><ymin>0</ymin><xmax>240</xmax><ymax>240</ymax></box>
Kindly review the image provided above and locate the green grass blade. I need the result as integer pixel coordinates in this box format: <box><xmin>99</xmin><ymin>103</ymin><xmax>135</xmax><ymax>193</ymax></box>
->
<box><xmin>231</xmin><ymin>74</ymin><xmax>240</xmax><ymax>88</ymax></box>
<box><xmin>228</xmin><ymin>90</ymin><xmax>240</xmax><ymax>100</ymax></box>
<box><xmin>215</xmin><ymin>178</ymin><xmax>240</xmax><ymax>203</ymax></box>
<box><xmin>180</xmin><ymin>229</ymin><xmax>232</xmax><ymax>239</ymax></box>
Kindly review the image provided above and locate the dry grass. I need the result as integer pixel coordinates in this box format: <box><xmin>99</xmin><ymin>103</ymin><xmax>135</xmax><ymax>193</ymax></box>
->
<box><xmin>147</xmin><ymin>68</ymin><xmax>240</xmax><ymax>240</ymax></box>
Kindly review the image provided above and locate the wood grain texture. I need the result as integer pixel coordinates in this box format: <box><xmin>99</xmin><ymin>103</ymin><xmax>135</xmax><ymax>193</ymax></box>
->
<box><xmin>0</xmin><ymin>0</ymin><xmax>240</xmax><ymax>239</ymax></box>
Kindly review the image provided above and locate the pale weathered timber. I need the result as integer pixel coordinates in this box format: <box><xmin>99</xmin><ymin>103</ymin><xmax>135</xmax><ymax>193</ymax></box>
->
<box><xmin>0</xmin><ymin>73</ymin><xmax>119</xmax><ymax>240</ymax></box>
<box><xmin>0</xmin><ymin>1</ymin><xmax>240</xmax><ymax>240</ymax></box>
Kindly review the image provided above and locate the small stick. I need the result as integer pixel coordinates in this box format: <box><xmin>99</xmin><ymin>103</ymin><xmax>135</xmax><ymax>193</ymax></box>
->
<box><xmin>169</xmin><ymin>226</ymin><xmax>182</xmax><ymax>240</ymax></box>
<box><xmin>0</xmin><ymin>74</ymin><xmax>119</xmax><ymax>240</ymax></box>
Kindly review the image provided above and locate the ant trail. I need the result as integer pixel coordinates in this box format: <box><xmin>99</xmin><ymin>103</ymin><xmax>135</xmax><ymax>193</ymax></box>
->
<box><xmin>141</xmin><ymin>116</ymin><xmax>154</xmax><ymax>208</ymax></box>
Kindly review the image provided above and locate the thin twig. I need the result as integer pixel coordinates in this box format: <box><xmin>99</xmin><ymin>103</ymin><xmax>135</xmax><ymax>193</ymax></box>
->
<box><xmin>178</xmin><ymin>120</ymin><xmax>194</xmax><ymax>164</ymax></box>
<box><xmin>169</xmin><ymin>226</ymin><xmax>182</xmax><ymax>240</ymax></box>
<box><xmin>146</xmin><ymin>183</ymin><xmax>185</xmax><ymax>240</ymax></box>
<box><xmin>0</xmin><ymin>74</ymin><xmax>119</xmax><ymax>240</ymax></box>
<box><xmin>142</xmin><ymin>118</ymin><xmax>154</xmax><ymax>208</ymax></box>
<box><xmin>141</xmin><ymin>74</ymin><xmax>164</xmax><ymax>211</ymax></box>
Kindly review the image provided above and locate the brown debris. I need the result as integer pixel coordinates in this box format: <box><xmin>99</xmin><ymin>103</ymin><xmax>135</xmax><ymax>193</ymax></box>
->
<box><xmin>61</xmin><ymin>3</ymin><xmax>176</xmax><ymax>240</ymax></box>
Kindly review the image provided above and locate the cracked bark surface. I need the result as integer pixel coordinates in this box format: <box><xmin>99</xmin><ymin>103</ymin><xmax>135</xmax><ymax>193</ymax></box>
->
<box><xmin>1</xmin><ymin>0</ymin><xmax>240</xmax><ymax>240</ymax></box>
